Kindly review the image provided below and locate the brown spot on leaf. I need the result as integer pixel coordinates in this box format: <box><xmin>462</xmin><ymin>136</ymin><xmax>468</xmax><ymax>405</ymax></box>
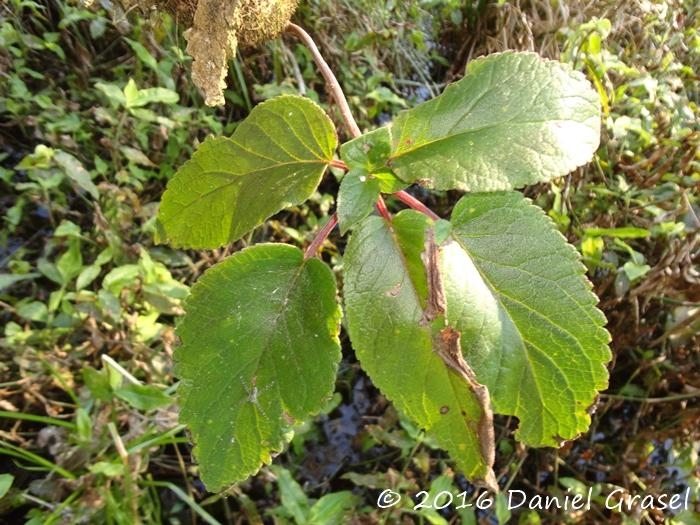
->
<box><xmin>385</xmin><ymin>281</ymin><xmax>402</xmax><ymax>297</ymax></box>
<box><xmin>282</xmin><ymin>411</ymin><xmax>295</xmax><ymax>425</ymax></box>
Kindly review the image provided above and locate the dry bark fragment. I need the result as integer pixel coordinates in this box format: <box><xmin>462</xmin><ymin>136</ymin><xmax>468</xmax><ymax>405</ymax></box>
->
<box><xmin>108</xmin><ymin>0</ymin><xmax>299</xmax><ymax>106</ymax></box>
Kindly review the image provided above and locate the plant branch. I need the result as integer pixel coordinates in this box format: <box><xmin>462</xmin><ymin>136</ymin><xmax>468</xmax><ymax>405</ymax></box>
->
<box><xmin>304</xmin><ymin>213</ymin><xmax>338</xmax><ymax>259</ymax></box>
<box><xmin>286</xmin><ymin>23</ymin><xmax>361</xmax><ymax>139</ymax></box>
<box><xmin>394</xmin><ymin>190</ymin><xmax>440</xmax><ymax>221</ymax></box>
<box><xmin>375</xmin><ymin>196</ymin><xmax>392</xmax><ymax>221</ymax></box>
<box><xmin>330</xmin><ymin>159</ymin><xmax>348</xmax><ymax>170</ymax></box>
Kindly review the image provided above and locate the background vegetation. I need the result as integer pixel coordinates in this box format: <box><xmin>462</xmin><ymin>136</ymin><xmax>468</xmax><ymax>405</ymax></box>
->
<box><xmin>0</xmin><ymin>0</ymin><xmax>697</xmax><ymax>523</ymax></box>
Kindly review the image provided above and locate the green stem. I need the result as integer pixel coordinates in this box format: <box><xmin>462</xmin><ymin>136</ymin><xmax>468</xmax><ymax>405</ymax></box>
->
<box><xmin>0</xmin><ymin>410</ymin><xmax>76</xmax><ymax>430</ymax></box>
<box><xmin>601</xmin><ymin>392</ymin><xmax>699</xmax><ymax>404</ymax></box>
<box><xmin>142</xmin><ymin>480</ymin><xmax>221</xmax><ymax>525</ymax></box>
<box><xmin>112</xmin><ymin>112</ymin><xmax>128</xmax><ymax>172</ymax></box>
<box><xmin>108</xmin><ymin>422</ymin><xmax>140</xmax><ymax>523</ymax></box>
<box><xmin>0</xmin><ymin>441</ymin><xmax>76</xmax><ymax>479</ymax></box>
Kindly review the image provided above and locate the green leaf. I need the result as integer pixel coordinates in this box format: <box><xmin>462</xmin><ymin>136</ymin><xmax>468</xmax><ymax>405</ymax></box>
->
<box><xmin>75</xmin><ymin>407</ymin><xmax>92</xmax><ymax>443</ymax></box>
<box><xmin>495</xmin><ymin>493</ymin><xmax>511</xmax><ymax>524</ymax></box>
<box><xmin>37</xmin><ymin>257</ymin><xmax>64</xmax><ymax>285</ymax></box>
<box><xmin>124</xmin><ymin>78</ymin><xmax>180</xmax><ymax>109</ymax></box>
<box><xmin>122</xmin><ymin>79</ymin><xmax>139</xmax><ymax>107</ymax></box>
<box><xmin>0</xmin><ymin>273</ymin><xmax>39</xmax><ymax>291</ymax></box>
<box><xmin>56</xmin><ymin>238</ymin><xmax>83</xmax><ymax>283</ymax></box>
<box><xmin>113</xmin><ymin>383</ymin><xmax>171</xmax><ymax>411</ymax></box>
<box><xmin>337</xmin><ymin>169</ymin><xmax>380</xmax><ymax>234</ymax></box>
<box><xmin>308</xmin><ymin>491</ymin><xmax>360</xmax><ymax>524</ymax></box>
<box><xmin>16</xmin><ymin>300</ymin><xmax>48</xmax><ymax>322</ymax></box>
<box><xmin>0</xmin><ymin>473</ymin><xmax>13</xmax><ymax>499</ymax></box>
<box><xmin>124</xmin><ymin>38</ymin><xmax>161</xmax><ymax>76</ymax></box>
<box><xmin>340</xmin><ymin>127</ymin><xmax>407</xmax><ymax>193</ymax></box>
<box><xmin>119</xmin><ymin>146</ymin><xmax>155</xmax><ymax>167</ymax></box>
<box><xmin>156</xmin><ymin>96</ymin><xmax>337</xmax><ymax>248</ymax></box>
<box><xmin>343</xmin><ymin>211</ymin><xmax>496</xmax><ymax>487</ymax></box>
<box><xmin>102</xmin><ymin>264</ymin><xmax>140</xmax><ymax>294</ymax></box>
<box><xmin>584</xmin><ymin>226</ymin><xmax>650</xmax><ymax>238</ymax></box>
<box><xmin>76</xmin><ymin>264</ymin><xmax>101</xmax><ymax>291</ymax></box>
<box><xmin>446</xmin><ymin>192</ymin><xmax>610</xmax><ymax>446</ymax></box>
<box><xmin>128</xmin><ymin>86</ymin><xmax>179</xmax><ymax>107</ymax></box>
<box><xmin>387</xmin><ymin>51</ymin><xmax>601</xmax><ymax>191</ymax></box>
<box><xmin>82</xmin><ymin>366</ymin><xmax>113</xmax><ymax>402</ymax></box>
<box><xmin>95</xmin><ymin>81</ymin><xmax>126</xmax><ymax>107</ymax></box>
<box><xmin>89</xmin><ymin>461</ymin><xmax>125</xmax><ymax>478</ymax></box>
<box><xmin>54</xmin><ymin>220</ymin><xmax>83</xmax><ymax>238</ymax></box>
<box><xmin>341</xmin><ymin>127</ymin><xmax>392</xmax><ymax>168</ymax></box>
<box><xmin>622</xmin><ymin>260</ymin><xmax>650</xmax><ymax>282</ymax></box>
<box><xmin>176</xmin><ymin>244</ymin><xmax>341</xmax><ymax>491</ymax></box>
<box><xmin>271</xmin><ymin>465</ymin><xmax>310</xmax><ymax>523</ymax></box>
<box><xmin>16</xmin><ymin>144</ymin><xmax>54</xmax><ymax>170</ymax></box>
<box><xmin>53</xmin><ymin>151</ymin><xmax>99</xmax><ymax>199</ymax></box>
